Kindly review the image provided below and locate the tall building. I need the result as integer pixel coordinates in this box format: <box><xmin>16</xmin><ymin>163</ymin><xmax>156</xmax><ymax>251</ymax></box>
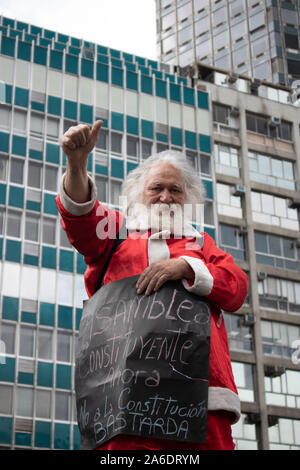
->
<box><xmin>0</xmin><ymin>11</ymin><xmax>299</xmax><ymax>451</ymax></box>
<box><xmin>156</xmin><ymin>0</ymin><xmax>300</xmax><ymax>86</ymax></box>
<box><xmin>0</xmin><ymin>15</ymin><xmax>214</xmax><ymax>449</ymax></box>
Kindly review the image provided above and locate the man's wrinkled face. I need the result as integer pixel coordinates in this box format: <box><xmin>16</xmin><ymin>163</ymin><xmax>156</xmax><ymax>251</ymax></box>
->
<box><xmin>142</xmin><ymin>162</ymin><xmax>186</xmax><ymax>207</ymax></box>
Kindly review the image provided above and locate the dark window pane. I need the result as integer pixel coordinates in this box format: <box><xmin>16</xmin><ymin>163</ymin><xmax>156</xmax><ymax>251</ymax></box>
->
<box><xmin>142</xmin><ymin>140</ymin><xmax>152</xmax><ymax>159</ymax></box>
<box><xmin>285</xmin><ymin>33</ymin><xmax>299</xmax><ymax>50</ymax></box>
<box><xmin>28</xmin><ymin>161</ymin><xmax>42</xmax><ymax>188</ymax></box>
<box><xmin>111</xmin><ymin>132</ymin><xmax>122</xmax><ymax>153</ymax></box>
<box><xmin>127</xmin><ymin>136</ymin><xmax>139</xmax><ymax>157</ymax></box>
<box><xmin>96</xmin><ymin>129</ymin><xmax>107</xmax><ymax>150</ymax></box>
<box><xmin>25</xmin><ymin>214</ymin><xmax>39</xmax><ymax>241</ymax></box>
<box><xmin>255</xmin><ymin>232</ymin><xmax>268</xmax><ymax>253</ymax></box>
<box><xmin>95</xmin><ymin>176</ymin><xmax>107</xmax><ymax>202</ymax></box>
<box><xmin>246</xmin><ymin>114</ymin><xmax>256</xmax><ymax>132</ymax></box>
<box><xmin>10</xmin><ymin>158</ymin><xmax>24</xmax><ymax>184</ymax></box>
<box><xmin>45</xmin><ymin>166</ymin><xmax>58</xmax><ymax>192</ymax></box>
<box><xmin>43</xmin><ymin>218</ymin><xmax>56</xmax><ymax>245</ymax></box>
<box><xmin>220</xmin><ymin>225</ymin><xmax>237</xmax><ymax>247</ymax></box>
<box><xmin>283</xmin><ymin>238</ymin><xmax>295</xmax><ymax>259</ymax></box>
<box><xmin>269</xmin><ymin>235</ymin><xmax>281</xmax><ymax>256</ymax></box>
<box><xmin>7</xmin><ymin>210</ymin><xmax>21</xmax><ymax>237</ymax></box>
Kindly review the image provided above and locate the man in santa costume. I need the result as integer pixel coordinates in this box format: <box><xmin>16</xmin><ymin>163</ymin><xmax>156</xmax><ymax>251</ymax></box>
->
<box><xmin>56</xmin><ymin>121</ymin><xmax>249</xmax><ymax>451</ymax></box>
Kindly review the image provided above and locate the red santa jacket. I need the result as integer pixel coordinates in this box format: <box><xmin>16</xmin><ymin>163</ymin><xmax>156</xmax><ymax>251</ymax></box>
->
<box><xmin>56</xmin><ymin>194</ymin><xmax>248</xmax><ymax>424</ymax></box>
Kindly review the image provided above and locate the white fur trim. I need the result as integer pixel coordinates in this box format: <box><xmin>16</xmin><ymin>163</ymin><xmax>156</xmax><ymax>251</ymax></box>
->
<box><xmin>60</xmin><ymin>172</ymin><xmax>97</xmax><ymax>216</ymax></box>
<box><xmin>208</xmin><ymin>386</ymin><xmax>241</xmax><ymax>423</ymax></box>
<box><xmin>180</xmin><ymin>255</ymin><xmax>213</xmax><ymax>296</ymax></box>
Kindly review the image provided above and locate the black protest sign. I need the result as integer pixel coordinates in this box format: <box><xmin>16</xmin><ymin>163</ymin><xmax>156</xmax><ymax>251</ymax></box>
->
<box><xmin>75</xmin><ymin>275</ymin><xmax>211</xmax><ymax>449</ymax></box>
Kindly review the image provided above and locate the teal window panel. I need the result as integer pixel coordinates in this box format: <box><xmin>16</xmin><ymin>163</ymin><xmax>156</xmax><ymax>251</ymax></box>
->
<box><xmin>68</xmin><ymin>46</ymin><xmax>80</xmax><ymax>56</ymax></box>
<box><xmin>46</xmin><ymin>143</ymin><xmax>60</xmax><ymax>164</ymax></box>
<box><xmin>153</xmin><ymin>70</ymin><xmax>163</xmax><ymax>79</ymax></box>
<box><xmin>58</xmin><ymin>33</ymin><xmax>69</xmax><ymax>43</ymax></box>
<box><xmin>5</xmin><ymin>84</ymin><xmax>12</xmax><ymax>104</ymax></box>
<box><xmin>29</xmin><ymin>148</ymin><xmax>43</xmax><ymax>160</ymax></box>
<box><xmin>197</xmin><ymin>90</ymin><xmax>209</xmax><ymax>110</ymax></box>
<box><xmin>177</xmin><ymin>77</ymin><xmax>187</xmax><ymax>86</ymax></box>
<box><xmin>71</xmin><ymin>37</ymin><xmax>81</xmax><ymax>47</ymax></box>
<box><xmin>148</xmin><ymin>59</ymin><xmax>158</xmax><ymax>70</ymax></box>
<box><xmin>171</xmin><ymin>127</ymin><xmax>182</xmax><ymax>147</ymax></box>
<box><xmin>18</xmin><ymin>372</ymin><xmax>34</xmax><ymax>385</ymax></box>
<box><xmin>126</xmin><ymin>70</ymin><xmax>138</xmax><ymax>91</ymax></box>
<box><xmin>185</xmin><ymin>130</ymin><xmax>197</xmax><ymax>150</ymax></box>
<box><xmin>95</xmin><ymin>164</ymin><xmax>108</xmax><ymax>176</ymax></box>
<box><xmin>126</xmin><ymin>115</ymin><xmax>139</xmax><ymax>135</ymax></box>
<box><xmin>199</xmin><ymin>134</ymin><xmax>211</xmax><ymax>154</ymax></box>
<box><xmin>98</xmin><ymin>45</ymin><xmax>108</xmax><ymax>55</ymax></box>
<box><xmin>39</xmin><ymin>38</ymin><xmax>51</xmax><ymax>48</ymax></box>
<box><xmin>123</xmin><ymin>52</ymin><xmax>133</xmax><ymax>62</ymax></box>
<box><xmin>17</xmin><ymin>41</ymin><xmax>31</xmax><ymax>61</ymax></box>
<box><xmin>35</xmin><ymin>421</ymin><xmax>51</xmax><ymax>448</ymax></box>
<box><xmin>0</xmin><ymin>131</ymin><xmax>9</xmax><ymax>153</ymax></box>
<box><xmin>111</xmin><ymin>158</ymin><xmax>124</xmax><ymax>179</ymax></box>
<box><xmin>2</xmin><ymin>296</ymin><xmax>19</xmax><ymax>321</ymax></box>
<box><xmin>141</xmin><ymin>119</ymin><xmax>153</xmax><ymax>139</ymax></box>
<box><xmin>8</xmin><ymin>185</ymin><xmax>24</xmax><ymax>208</ymax></box>
<box><xmin>111</xmin><ymin>58</ymin><xmax>122</xmax><ymax>68</ymax></box>
<box><xmin>54</xmin><ymin>423</ymin><xmax>70</xmax><ymax>450</ymax></box>
<box><xmin>15</xmin><ymin>87</ymin><xmax>29</xmax><ymax>107</ymax></box>
<box><xmin>21</xmin><ymin>311</ymin><xmax>36</xmax><ymax>324</ymax></box>
<box><xmin>24</xmin><ymin>253</ymin><xmax>39</xmax><ymax>265</ymax></box>
<box><xmin>170</xmin><ymin>83</ymin><xmax>181</xmax><ymax>103</ymax></box>
<box><xmin>44</xmin><ymin>29</ymin><xmax>55</xmax><ymax>39</ymax></box>
<box><xmin>44</xmin><ymin>193</ymin><xmax>58</xmax><ymax>215</ymax></box>
<box><xmin>0</xmin><ymin>417</ymin><xmax>12</xmax><ymax>445</ymax></box>
<box><xmin>136</xmin><ymin>56</ymin><xmax>146</xmax><ymax>66</ymax></box>
<box><xmin>37</xmin><ymin>361</ymin><xmax>53</xmax><ymax>387</ymax></box>
<box><xmin>42</xmin><ymin>246</ymin><xmax>57</xmax><ymax>269</ymax></box>
<box><xmin>56</xmin><ymin>364</ymin><xmax>72</xmax><ymax>389</ymax></box>
<box><xmin>155</xmin><ymin>79</ymin><xmax>167</xmax><ymax>98</ymax></box>
<box><xmin>98</xmin><ymin>54</ymin><xmax>109</xmax><ymax>64</ymax></box>
<box><xmin>26</xmin><ymin>200</ymin><xmax>41</xmax><ymax>212</ymax></box>
<box><xmin>5</xmin><ymin>239</ymin><xmax>21</xmax><ymax>262</ymax></box>
<box><xmin>202</xmin><ymin>179</ymin><xmax>213</xmax><ymax>199</ymax></box>
<box><xmin>111</xmin><ymin>112</ymin><xmax>124</xmax><ymax>131</ymax></box>
<box><xmin>76</xmin><ymin>308</ymin><xmax>82</xmax><ymax>331</ymax></box>
<box><xmin>165</xmin><ymin>73</ymin><xmax>175</xmax><ymax>83</ymax></box>
<box><xmin>64</xmin><ymin>99</ymin><xmax>77</xmax><ymax>120</ymax></box>
<box><xmin>15</xmin><ymin>432</ymin><xmax>31</xmax><ymax>447</ymax></box>
<box><xmin>111</xmin><ymin>67</ymin><xmax>123</xmax><ymax>87</ymax></box>
<box><xmin>96</xmin><ymin>63</ymin><xmax>109</xmax><ymax>82</ymax></box>
<box><xmin>25</xmin><ymin>33</ymin><xmax>35</xmax><ymax>42</ymax></box>
<box><xmin>9</xmin><ymin>30</ymin><xmax>22</xmax><ymax>40</ymax></box>
<box><xmin>87</xmin><ymin>153</ymin><xmax>93</xmax><ymax>172</ymax></box>
<box><xmin>0</xmin><ymin>357</ymin><xmax>15</xmax><ymax>382</ymax></box>
<box><xmin>183</xmin><ymin>87</ymin><xmax>195</xmax><ymax>106</ymax></box>
<box><xmin>16</xmin><ymin>21</ymin><xmax>28</xmax><ymax>31</ymax></box>
<box><xmin>80</xmin><ymin>104</ymin><xmax>93</xmax><ymax>124</ymax></box>
<box><xmin>0</xmin><ymin>184</ymin><xmax>7</xmax><ymax>204</ymax></box>
<box><xmin>110</xmin><ymin>48</ymin><xmax>121</xmax><ymax>58</ymax></box>
<box><xmin>156</xmin><ymin>133</ymin><xmax>168</xmax><ymax>143</ymax></box>
<box><xmin>31</xmin><ymin>101</ymin><xmax>45</xmax><ymax>112</ymax></box>
<box><xmin>81</xmin><ymin>58</ymin><xmax>94</xmax><ymax>78</ymax></box>
<box><xmin>204</xmin><ymin>226</ymin><xmax>215</xmax><ymax>241</ymax></box>
<box><xmin>12</xmin><ymin>135</ymin><xmax>26</xmax><ymax>157</ymax></box>
<box><xmin>76</xmin><ymin>253</ymin><xmax>86</xmax><ymax>274</ymax></box>
<box><xmin>40</xmin><ymin>302</ymin><xmax>55</xmax><ymax>326</ymax></box>
<box><xmin>1</xmin><ymin>36</ymin><xmax>15</xmax><ymax>57</ymax></box>
<box><xmin>59</xmin><ymin>249</ymin><xmax>74</xmax><ymax>272</ymax></box>
<box><xmin>141</xmin><ymin>75</ymin><xmax>153</xmax><ymax>95</ymax></box>
<box><xmin>125</xmin><ymin>62</ymin><xmax>136</xmax><ymax>72</ymax></box>
<box><xmin>50</xmin><ymin>50</ymin><xmax>63</xmax><ymax>70</ymax></box>
<box><xmin>31</xmin><ymin>25</ymin><xmax>42</xmax><ymax>35</ymax></box>
<box><xmin>58</xmin><ymin>305</ymin><xmax>73</xmax><ymax>330</ymax></box>
<box><xmin>73</xmin><ymin>425</ymin><xmax>81</xmax><ymax>450</ymax></box>
<box><xmin>33</xmin><ymin>45</ymin><xmax>47</xmax><ymax>65</ymax></box>
<box><xmin>3</xmin><ymin>17</ymin><xmax>15</xmax><ymax>27</ymax></box>
<box><xmin>65</xmin><ymin>54</ymin><xmax>78</xmax><ymax>75</ymax></box>
<box><xmin>54</xmin><ymin>43</ymin><xmax>66</xmax><ymax>51</ymax></box>
<box><xmin>48</xmin><ymin>96</ymin><xmax>61</xmax><ymax>116</ymax></box>
<box><xmin>127</xmin><ymin>161</ymin><xmax>138</xmax><ymax>175</ymax></box>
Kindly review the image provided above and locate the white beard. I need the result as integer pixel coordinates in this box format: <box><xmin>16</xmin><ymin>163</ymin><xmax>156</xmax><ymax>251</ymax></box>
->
<box><xmin>125</xmin><ymin>202</ymin><xmax>201</xmax><ymax>237</ymax></box>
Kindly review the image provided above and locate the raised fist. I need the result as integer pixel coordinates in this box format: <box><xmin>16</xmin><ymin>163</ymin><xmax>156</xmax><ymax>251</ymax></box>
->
<box><xmin>60</xmin><ymin>120</ymin><xmax>102</xmax><ymax>170</ymax></box>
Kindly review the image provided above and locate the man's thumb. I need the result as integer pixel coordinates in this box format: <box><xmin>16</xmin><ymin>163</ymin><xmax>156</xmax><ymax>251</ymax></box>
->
<box><xmin>90</xmin><ymin>120</ymin><xmax>103</xmax><ymax>143</ymax></box>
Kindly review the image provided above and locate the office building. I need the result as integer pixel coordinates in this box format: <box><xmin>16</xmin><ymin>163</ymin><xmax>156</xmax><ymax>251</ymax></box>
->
<box><xmin>156</xmin><ymin>0</ymin><xmax>300</xmax><ymax>86</ymax></box>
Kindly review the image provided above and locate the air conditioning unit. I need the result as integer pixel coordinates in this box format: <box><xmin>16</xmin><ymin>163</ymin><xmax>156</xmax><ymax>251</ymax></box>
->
<box><xmin>231</xmin><ymin>184</ymin><xmax>245</xmax><ymax>197</ymax></box>
<box><xmin>288</xmin><ymin>198</ymin><xmax>300</xmax><ymax>210</ymax></box>
<box><xmin>268</xmin><ymin>415</ymin><xmax>279</xmax><ymax>427</ymax></box>
<box><xmin>226</xmin><ymin>72</ymin><xmax>239</xmax><ymax>84</ymax></box>
<box><xmin>250</xmin><ymin>78</ymin><xmax>261</xmax><ymax>89</ymax></box>
<box><xmin>245</xmin><ymin>413</ymin><xmax>260</xmax><ymax>425</ymax></box>
<box><xmin>230</xmin><ymin>106</ymin><xmax>240</xmax><ymax>117</ymax></box>
<box><xmin>268</xmin><ymin>117</ymin><xmax>281</xmax><ymax>128</ymax></box>
<box><xmin>264</xmin><ymin>365</ymin><xmax>285</xmax><ymax>378</ymax></box>
<box><xmin>257</xmin><ymin>272</ymin><xmax>267</xmax><ymax>281</ymax></box>
<box><xmin>239</xmin><ymin>226</ymin><xmax>248</xmax><ymax>234</ymax></box>
<box><xmin>243</xmin><ymin>314</ymin><xmax>256</xmax><ymax>326</ymax></box>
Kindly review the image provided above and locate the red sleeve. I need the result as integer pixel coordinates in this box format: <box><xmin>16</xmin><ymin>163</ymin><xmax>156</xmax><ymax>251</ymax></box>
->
<box><xmin>202</xmin><ymin>232</ymin><xmax>249</xmax><ymax>312</ymax></box>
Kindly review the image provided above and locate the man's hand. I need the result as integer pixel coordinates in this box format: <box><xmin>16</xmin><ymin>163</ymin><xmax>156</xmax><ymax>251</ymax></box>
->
<box><xmin>136</xmin><ymin>259</ymin><xmax>195</xmax><ymax>296</ymax></box>
<box><xmin>60</xmin><ymin>120</ymin><xmax>103</xmax><ymax>172</ymax></box>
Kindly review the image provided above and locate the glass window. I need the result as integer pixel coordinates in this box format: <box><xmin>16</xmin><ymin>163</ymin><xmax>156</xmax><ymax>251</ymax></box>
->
<box><xmin>57</xmin><ymin>331</ymin><xmax>72</xmax><ymax>363</ymax></box>
<box><xmin>162</xmin><ymin>11</ymin><xmax>176</xmax><ymax>31</ymax></box>
<box><xmin>25</xmin><ymin>213</ymin><xmax>40</xmax><ymax>242</ymax></box>
<box><xmin>0</xmin><ymin>322</ymin><xmax>16</xmax><ymax>355</ymax></box>
<box><xmin>127</xmin><ymin>136</ymin><xmax>139</xmax><ymax>158</ymax></box>
<box><xmin>95</xmin><ymin>175</ymin><xmax>107</xmax><ymax>203</ymax></box>
<box><xmin>0</xmin><ymin>207</ymin><xmax>4</xmax><ymax>234</ymax></box>
<box><xmin>111</xmin><ymin>132</ymin><xmax>122</xmax><ymax>154</ymax></box>
<box><xmin>46</xmin><ymin>116</ymin><xmax>59</xmax><ymax>139</ymax></box>
<box><xmin>16</xmin><ymin>387</ymin><xmax>34</xmax><ymax>417</ymax></box>
<box><xmin>60</xmin><ymin>226</ymin><xmax>71</xmax><ymax>248</ymax></box>
<box><xmin>55</xmin><ymin>391</ymin><xmax>71</xmax><ymax>421</ymax></box>
<box><xmin>213</xmin><ymin>6</ymin><xmax>227</xmax><ymax>26</ymax></box>
<box><xmin>20</xmin><ymin>266</ymin><xmax>39</xmax><ymax>301</ymax></box>
<box><xmin>42</xmin><ymin>217</ymin><xmax>56</xmax><ymax>245</ymax></box>
<box><xmin>36</xmin><ymin>389</ymin><xmax>51</xmax><ymax>419</ymax></box>
<box><xmin>39</xmin><ymin>268</ymin><xmax>56</xmax><ymax>303</ymax></box>
<box><xmin>249</xmin><ymin>10</ymin><xmax>265</xmax><ymax>31</ymax></box>
<box><xmin>44</xmin><ymin>165</ymin><xmax>58</xmax><ymax>192</ymax></box>
<box><xmin>110</xmin><ymin>180</ymin><xmax>122</xmax><ymax>206</ymax></box>
<box><xmin>38</xmin><ymin>329</ymin><xmax>53</xmax><ymax>360</ymax></box>
<box><xmin>178</xmin><ymin>2</ymin><xmax>192</xmax><ymax>22</ymax></box>
<box><xmin>142</xmin><ymin>140</ymin><xmax>153</xmax><ymax>159</ymax></box>
<box><xmin>57</xmin><ymin>272</ymin><xmax>73</xmax><ymax>306</ymax></box>
<box><xmin>19</xmin><ymin>326</ymin><xmax>35</xmax><ymax>357</ymax></box>
<box><xmin>213</xmin><ymin>103</ymin><xmax>229</xmax><ymax>124</ymax></box>
<box><xmin>10</xmin><ymin>158</ymin><xmax>24</xmax><ymax>184</ymax></box>
<box><xmin>0</xmin><ymin>154</ymin><xmax>8</xmax><ymax>181</ymax></box>
<box><xmin>6</xmin><ymin>210</ymin><xmax>22</xmax><ymax>238</ymax></box>
<box><xmin>255</xmin><ymin>232</ymin><xmax>268</xmax><ymax>253</ymax></box>
<box><xmin>195</xmin><ymin>16</ymin><xmax>210</xmax><ymax>36</ymax></box>
<box><xmin>30</xmin><ymin>112</ymin><xmax>44</xmax><ymax>136</ymax></box>
<box><xmin>96</xmin><ymin>129</ymin><xmax>108</xmax><ymax>151</ymax></box>
<box><xmin>13</xmin><ymin>109</ymin><xmax>27</xmax><ymax>133</ymax></box>
<box><xmin>0</xmin><ymin>105</ymin><xmax>11</xmax><ymax>129</ymax></box>
<box><xmin>0</xmin><ymin>384</ymin><xmax>13</xmax><ymax>414</ymax></box>
<box><xmin>27</xmin><ymin>161</ymin><xmax>42</xmax><ymax>188</ymax></box>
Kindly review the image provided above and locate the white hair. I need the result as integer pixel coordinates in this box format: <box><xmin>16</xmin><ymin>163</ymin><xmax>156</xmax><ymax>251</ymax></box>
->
<box><xmin>121</xmin><ymin>150</ymin><xmax>206</xmax><ymax>215</ymax></box>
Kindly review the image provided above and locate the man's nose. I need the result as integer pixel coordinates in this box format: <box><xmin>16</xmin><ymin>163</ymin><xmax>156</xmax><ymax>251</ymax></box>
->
<box><xmin>159</xmin><ymin>189</ymin><xmax>173</xmax><ymax>203</ymax></box>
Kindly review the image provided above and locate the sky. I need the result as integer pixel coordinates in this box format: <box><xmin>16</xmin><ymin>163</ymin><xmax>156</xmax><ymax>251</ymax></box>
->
<box><xmin>0</xmin><ymin>0</ymin><xmax>157</xmax><ymax>60</ymax></box>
